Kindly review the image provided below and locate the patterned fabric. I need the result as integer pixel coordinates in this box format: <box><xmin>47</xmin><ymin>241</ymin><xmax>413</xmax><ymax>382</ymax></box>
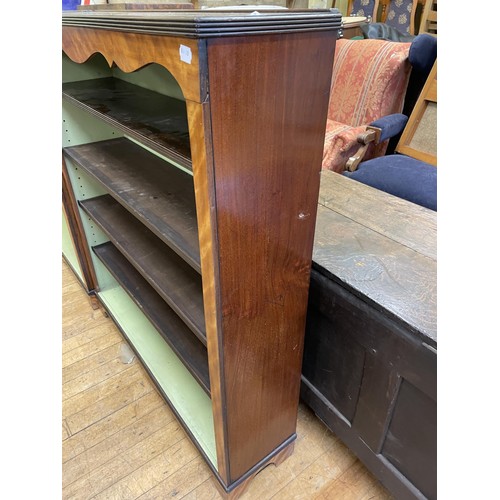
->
<box><xmin>322</xmin><ymin>38</ymin><xmax>411</xmax><ymax>173</ymax></box>
<box><xmin>385</xmin><ymin>0</ymin><xmax>415</xmax><ymax>34</ymax></box>
<box><xmin>350</xmin><ymin>0</ymin><xmax>377</xmax><ymax>18</ymax></box>
<box><xmin>323</xmin><ymin>120</ymin><xmax>388</xmax><ymax>173</ymax></box>
<box><xmin>323</xmin><ymin>120</ymin><xmax>367</xmax><ymax>174</ymax></box>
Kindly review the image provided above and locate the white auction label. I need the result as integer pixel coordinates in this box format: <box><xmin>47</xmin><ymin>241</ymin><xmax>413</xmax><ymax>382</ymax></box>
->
<box><xmin>179</xmin><ymin>44</ymin><xmax>192</xmax><ymax>64</ymax></box>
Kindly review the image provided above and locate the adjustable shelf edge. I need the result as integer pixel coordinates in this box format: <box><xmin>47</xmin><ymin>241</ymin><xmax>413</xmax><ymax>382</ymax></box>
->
<box><xmin>61</xmin><ymin>8</ymin><xmax>342</xmax><ymax>497</ymax></box>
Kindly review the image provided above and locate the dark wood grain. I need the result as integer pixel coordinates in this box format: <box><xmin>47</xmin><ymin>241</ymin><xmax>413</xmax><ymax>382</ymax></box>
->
<box><xmin>63</xmin><ymin>137</ymin><xmax>201</xmax><ymax>272</ymax></box>
<box><xmin>318</xmin><ymin>171</ymin><xmax>436</xmax><ymax>260</ymax></box>
<box><xmin>382</xmin><ymin>379</ymin><xmax>437</xmax><ymax>500</ymax></box>
<box><xmin>313</xmin><ymin>194</ymin><xmax>437</xmax><ymax>344</ymax></box>
<box><xmin>62</xmin><ymin>155</ymin><xmax>98</xmax><ymax>293</ymax></box>
<box><xmin>306</xmin><ymin>268</ymin><xmax>437</xmax><ymax>394</ymax></box>
<box><xmin>80</xmin><ymin>195</ymin><xmax>206</xmax><ymax>345</ymax></box>
<box><xmin>302</xmin><ymin>171</ymin><xmax>436</xmax><ymax>499</ymax></box>
<box><xmin>302</xmin><ymin>276</ymin><xmax>366</xmax><ymax>424</ymax></box>
<box><xmin>352</xmin><ymin>353</ymin><xmax>401</xmax><ymax>453</ymax></box>
<box><xmin>302</xmin><ymin>266</ymin><xmax>437</xmax><ymax>500</ymax></box>
<box><xmin>93</xmin><ymin>241</ymin><xmax>210</xmax><ymax>395</ymax></box>
<box><xmin>62</xmin><ymin>77</ymin><xmax>191</xmax><ymax>169</ymax></box>
<box><xmin>205</xmin><ymin>30</ymin><xmax>337</xmax><ymax>482</ymax></box>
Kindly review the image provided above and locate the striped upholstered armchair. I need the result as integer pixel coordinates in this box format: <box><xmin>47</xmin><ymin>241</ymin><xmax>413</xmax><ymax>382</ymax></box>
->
<box><xmin>322</xmin><ymin>34</ymin><xmax>436</xmax><ymax>173</ymax></box>
<box><xmin>322</xmin><ymin>38</ymin><xmax>411</xmax><ymax>173</ymax></box>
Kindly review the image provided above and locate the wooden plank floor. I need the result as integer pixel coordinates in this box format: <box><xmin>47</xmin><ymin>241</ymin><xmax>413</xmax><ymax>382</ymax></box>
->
<box><xmin>62</xmin><ymin>258</ymin><xmax>391</xmax><ymax>499</ymax></box>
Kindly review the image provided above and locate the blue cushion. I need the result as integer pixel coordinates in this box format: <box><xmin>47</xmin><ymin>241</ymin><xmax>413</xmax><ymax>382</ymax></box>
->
<box><xmin>344</xmin><ymin>155</ymin><xmax>437</xmax><ymax>210</ymax></box>
<box><xmin>370</xmin><ymin>113</ymin><xmax>408</xmax><ymax>142</ymax></box>
<box><xmin>402</xmin><ymin>34</ymin><xmax>437</xmax><ymax>119</ymax></box>
<box><xmin>408</xmin><ymin>34</ymin><xmax>437</xmax><ymax>75</ymax></box>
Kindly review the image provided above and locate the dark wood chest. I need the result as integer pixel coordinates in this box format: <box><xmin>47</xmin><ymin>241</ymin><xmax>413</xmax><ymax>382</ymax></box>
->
<box><xmin>302</xmin><ymin>171</ymin><xmax>437</xmax><ymax>500</ymax></box>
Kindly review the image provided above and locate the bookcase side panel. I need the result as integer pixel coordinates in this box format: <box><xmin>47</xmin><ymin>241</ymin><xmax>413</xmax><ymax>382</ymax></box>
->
<box><xmin>206</xmin><ymin>30</ymin><xmax>337</xmax><ymax>483</ymax></box>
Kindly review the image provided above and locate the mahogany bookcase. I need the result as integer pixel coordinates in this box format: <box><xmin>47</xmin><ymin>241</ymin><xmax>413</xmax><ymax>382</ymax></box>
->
<box><xmin>61</xmin><ymin>9</ymin><xmax>341</xmax><ymax>497</ymax></box>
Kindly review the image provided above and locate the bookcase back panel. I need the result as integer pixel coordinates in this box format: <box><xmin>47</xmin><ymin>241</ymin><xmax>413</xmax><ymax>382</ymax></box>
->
<box><xmin>112</xmin><ymin>63</ymin><xmax>185</xmax><ymax>102</ymax></box>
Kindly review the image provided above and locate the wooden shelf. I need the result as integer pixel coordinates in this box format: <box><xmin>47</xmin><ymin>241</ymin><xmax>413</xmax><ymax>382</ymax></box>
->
<box><xmin>95</xmin><ymin>275</ymin><xmax>216</xmax><ymax>466</ymax></box>
<box><xmin>93</xmin><ymin>241</ymin><xmax>210</xmax><ymax>395</ymax></box>
<box><xmin>62</xmin><ymin>77</ymin><xmax>191</xmax><ymax>170</ymax></box>
<box><xmin>64</xmin><ymin>137</ymin><xmax>201</xmax><ymax>272</ymax></box>
<box><xmin>80</xmin><ymin>194</ymin><xmax>206</xmax><ymax>345</ymax></box>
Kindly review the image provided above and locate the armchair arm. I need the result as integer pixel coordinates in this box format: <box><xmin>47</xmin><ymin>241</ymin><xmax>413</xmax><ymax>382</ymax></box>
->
<box><xmin>369</xmin><ymin>113</ymin><xmax>409</xmax><ymax>142</ymax></box>
<box><xmin>346</xmin><ymin>114</ymin><xmax>409</xmax><ymax>172</ymax></box>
